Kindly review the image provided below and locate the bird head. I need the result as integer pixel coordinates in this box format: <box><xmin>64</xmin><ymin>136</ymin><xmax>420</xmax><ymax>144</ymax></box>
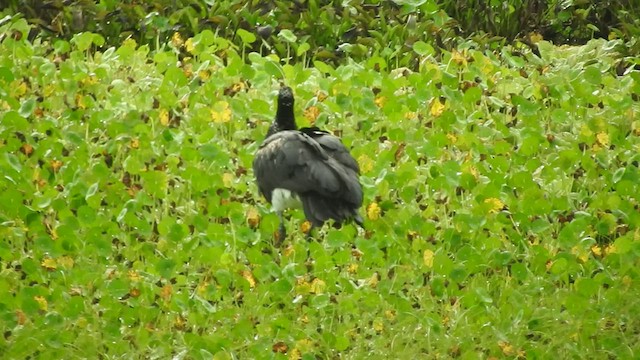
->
<box><xmin>278</xmin><ymin>86</ymin><xmax>294</xmax><ymax>108</ymax></box>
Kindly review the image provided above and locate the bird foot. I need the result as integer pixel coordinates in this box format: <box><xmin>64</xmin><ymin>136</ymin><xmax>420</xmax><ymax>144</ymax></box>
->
<box><xmin>275</xmin><ymin>223</ymin><xmax>287</xmax><ymax>246</ymax></box>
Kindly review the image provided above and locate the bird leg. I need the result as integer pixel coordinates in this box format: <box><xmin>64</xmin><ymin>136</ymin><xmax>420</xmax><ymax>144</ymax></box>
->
<box><xmin>277</xmin><ymin>211</ymin><xmax>287</xmax><ymax>244</ymax></box>
<box><xmin>305</xmin><ymin>224</ymin><xmax>314</xmax><ymax>240</ymax></box>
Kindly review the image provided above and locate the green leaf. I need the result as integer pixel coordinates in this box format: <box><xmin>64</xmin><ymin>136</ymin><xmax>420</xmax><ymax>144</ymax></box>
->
<box><xmin>264</xmin><ymin>60</ymin><xmax>283</xmax><ymax>78</ymax></box>
<box><xmin>612</xmin><ymin>167</ymin><xmax>625</xmax><ymax>183</ymax></box>
<box><xmin>236</xmin><ymin>28</ymin><xmax>256</xmax><ymax>44</ymax></box>
<box><xmin>0</xmin><ymin>66</ymin><xmax>15</xmax><ymax>82</ymax></box>
<box><xmin>313</xmin><ymin>60</ymin><xmax>333</xmax><ymax>74</ymax></box>
<box><xmin>85</xmin><ymin>182</ymin><xmax>99</xmax><ymax>200</ymax></box>
<box><xmin>550</xmin><ymin>257</ymin><xmax>568</xmax><ymax>274</ymax></box>
<box><xmin>475</xmin><ymin>288</ymin><xmax>493</xmax><ymax>304</ymax></box>
<box><xmin>584</xmin><ymin>66</ymin><xmax>602</xmax><ymax>84</ymax></box>
<box><xmin>140</xmin><ymin>171</ymin><xmax>168</xmax><ymax>198</ymax></box>
<box><xmin>71</xmin><ymin>32</ymin><xmax>102</xmax><ymax>52</ymax></box>
<box><xmin>4</xmin><ymin>152</ymin><xmax>22</xmax><ymax>172</ymax></box>
<box><xmin>511</xmin><ymin>95</ymin><xmax>540</xmax><ymax>116</ymax></box>
<box><xmin>462</xmin><ymin>86</ymin><xmax>482</xmax><ymax>104</ymax></box>
<box><xmin>576</xmin><ymin>277</ymin><xmax>598</xmax><ymax>297</ymax></box>
<box><xmin>296</xmin><ymin>42</ymin><xmax>310</xmax><ymax>57</ymax></box>
<box><xmin>278</xmin><ymin>29</ymin><xmax>297</xmax><ymax>43</ymax></box>
<box><xmin>156</xmin><ymin>259</ymin><xmax>177</xmax><ymax>279</ymax></box>
<box><xmin>413</xmin><ymin>41</ymin><xmax>434</xmax><ymax>56</ymax></box>
<box><xmin>2</xmin><ymin>110</ymin><xmax>29</xmax><ymax>130</ymax></box>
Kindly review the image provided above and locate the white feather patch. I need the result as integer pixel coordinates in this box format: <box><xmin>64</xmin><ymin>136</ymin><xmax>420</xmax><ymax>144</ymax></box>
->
<box><xmin>272</xmin><ymin>188</ymin><xmax>302</xmax><ymax>212</ymax></box>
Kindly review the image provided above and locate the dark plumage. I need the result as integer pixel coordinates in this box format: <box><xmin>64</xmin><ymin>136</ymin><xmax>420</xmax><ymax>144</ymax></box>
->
<box><xmin>253</xmin><ymin>86</ymin><xmax>363</xmax><ymax>240</ymax></box>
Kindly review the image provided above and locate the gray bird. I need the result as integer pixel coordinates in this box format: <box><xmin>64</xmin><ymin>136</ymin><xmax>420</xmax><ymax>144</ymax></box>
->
<box><xmin>253</xmin><ymin>86</ymin><xmax>364</xmax><ymax>240</ymax></box>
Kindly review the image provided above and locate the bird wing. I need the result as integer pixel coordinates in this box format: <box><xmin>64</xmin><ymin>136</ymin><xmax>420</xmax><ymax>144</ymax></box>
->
<box><xmin>253</xmin><ymin>130</ymin><xmax>362</xmax><ymax>208</ymax></box>
<box><xmin>300</xmin><ymin>127</ymin><xmax>360</xmax><ymax>174</ymax></box>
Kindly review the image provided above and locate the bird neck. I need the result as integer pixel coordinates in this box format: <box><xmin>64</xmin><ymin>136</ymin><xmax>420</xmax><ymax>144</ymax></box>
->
<box><xmin>275</xmin><ymin>105</ymin><xmax>297</xmax><ymax>131</ymax></box>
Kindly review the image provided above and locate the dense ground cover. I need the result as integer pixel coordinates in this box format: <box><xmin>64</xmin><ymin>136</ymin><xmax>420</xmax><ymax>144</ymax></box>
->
<box><xmin>1</xmin><ymin>15</ymin><xmax>640</xmax><ymax>359</ymax></box>
<box><xmin>4</xmin><ymin>0</ymin><xmax>640</xmax><ymax>69</ymax></box>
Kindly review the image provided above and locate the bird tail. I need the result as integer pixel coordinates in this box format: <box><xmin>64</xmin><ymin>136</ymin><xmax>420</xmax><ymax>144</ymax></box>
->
<box><xmin>300</xmin><ymin>193</ymin><xmax>362</xmax><ymax>228</ymax></box>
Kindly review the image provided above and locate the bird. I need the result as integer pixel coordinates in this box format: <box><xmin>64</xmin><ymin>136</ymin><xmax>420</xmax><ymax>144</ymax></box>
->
<box><xmin>253</xmin><ymin>86</ymin><xmax>364</xmax><ymax>241</ymax></box>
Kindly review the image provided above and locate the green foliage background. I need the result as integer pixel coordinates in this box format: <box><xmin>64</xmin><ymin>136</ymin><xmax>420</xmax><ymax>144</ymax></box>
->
<box><xmin>3</xmin><ymin>0</ymin><xmax>640</xmax><ymax>68</ymax></box>
<box><xmin>0</xmin><ymin>5</ymin><xmax>640</xmax><ymax>359</ymax></box>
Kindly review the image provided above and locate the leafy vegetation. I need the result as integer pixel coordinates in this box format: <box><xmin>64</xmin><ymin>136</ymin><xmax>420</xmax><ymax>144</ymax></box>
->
<box><xmin>3</xmin><ymin>0</ymin><xmax>640</xmax><ymax>68</ymax></box>
<box><xmin>1</xmin><ymin>13</ymin><xmax>640</xmax><ymax>359</ymax></box>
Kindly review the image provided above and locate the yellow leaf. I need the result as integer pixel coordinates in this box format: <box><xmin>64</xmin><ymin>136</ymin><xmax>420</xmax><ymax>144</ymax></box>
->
<box><xmin>41</xmin><ymin>258</ymin><xmax>57</xmax><ymax>270</ymax></box>
<box><xmin>11</xmin><ymin>80</ymin><xmax>27</xmax><ymax>98</ymax></box>
<box><xmin>295</xmin><ymin>278</ymin><xmax>311</xmax><ymax>294</ymax></box>
<box><xmin>605</xmin><ymin>244</ymin><xmax>616</xmax><ymax>255</ymax></box>
<box><xmin>174</xmin><ymin>315</ymin><xmax>186</xmax><ymax>330</ymax></box>
<box><xmin>451</xmin><ymin>49</ymin><xmax>467</xmax><ymax>66</ymax></box>
<box><xmin>182</xmin><ymin>62</ymin><xmax>193</xmax><ymax>78</ymax></box>
<box><xmin>44</xmin><ymin>84</ymin><xmax>56</xmax><ymax>97</ymax></box>
<box><xmin>591</xmin><ymin>244</ymin><xmax>603</xmax><ymax>257</ymax></box>
<box><xmin>366</xmin><ymin>272</ymin><xmax>379</xmax><ymax>288</ymax></box>
<box><xmin>467</xmin><ymin>165</ymin><xmax>479</xmax><ymax>179</ymax></box>
<box><xmin>16</xmin><ymin>310</ymin><xmax>27</xmax><ymax>325</ymax></box>
<box><xmin>129</xmin><ymin>288</ymin><xmax>140</xmax><ymax>298</ymax></box>
<box><xmin>357</xmin><ymin>154</ymin><xmax>374</xmax><ymax>174</ymax></box>
<box><xmin>241</xmin><ymin>270</ymin><xmax>256</xmax><ymax>288</ymax></box>
<box><xmin>246</xmin><ymin>207</ymin><xmax>260</xmax><ymax>229</ymax></box>
<box><xmin>231</xmin><ymin>81</ymin><xmax>246</xmax><ymax>93</ymax></box>
<box><xmin>34</xmin><ymin>296</ymin><xmax>48</xmax><ymax>311</ymax></box>
<box><xmin>498</xmin><ymin>341</ymin><xmax>515</xmax><ymax>356</ymax></box>
<box><xmin>384</xmin><ymin>309</ymin><xmax>396</xmax><ymax>321</ymax></box>
<box><xmin>529</xmin><ymin>32</ymin><xmax>544</xmax><ymax>43</ymax></box>
<box><xmin>375</xmin><ymin>95</ymin><xmax>387</xmax><ymax>108</ymax></box>
<box><xmin>479</xmin><ymin>56</ymin><xmax>496</xmax><ymax>75</ymax></box>
<box><xmin>404</xmin><ymin>111</ymin><xmax>417</xmax><ymax>120</ymax></box>
<box><xmin>631</xmin><ymin>121</ymin><xmax>640</xmax><ymax>136</ymax></box>
<box><xmin>128</xmin><ymin>270</ymin><xmax>141</xmax><ymax>282</ymax></box>
<box><xmin>423</xmin><ymin>249</ymin><xmax>434</xmax><ymax>268</ymax></box>
<box><xmin>347</xmin><ymin>263</ymin><xmax>358</xmax><ymax>274</ymax></box>
<box><xmin>367</xmin><ymin>202</ymin><xmax>381</xmax><ymax>220</ymax></box>
<box><xmin>21</xmin><ymin>143</ymin><xmax>33</xmax><ymax>156</ymax></box>
<box><xmin>294</xmin><ymin>339</ymin><xmax>314</xmax><ymax>353</ymax></box>
<box><xmin>372</xmin><ymin>318</ymin><xmax>384</xmax><ymax>333</ymax></box>
<box><xmin>283</xmin><ymin>244</ymin><xmax>295</xmax><ymax>257</ymax></box>
<box><xmin>288</xmin><ymin>348</ymin><xmax>301</xmax><ymax>360</ymax></box>
<box><xmin>198</xmin><ymin>69</ymin><xmax>211</xmax><ymax>81</ymax></box>
<box><xmin>301</xmin><ymin>220</ymin><xmax>312</xmax><ymax>234</ymax></box>
<box><xmin>160</xmin><ymin>284</ymin><xmax>173</xmax><ymax>301</ymax></box>
<box><xmin>58</xmin><ymin>256</ymin><xmax>74</xmax><ymax>269</ymax></box>
<box><xmin>429</xmin><ymin>98</ymin><xmax>446</xmax><ymax>117</ymax></box>
<box><xmin>303</xmin><ymin>106</ymin><xmax>320</xmax><ymax>124</ymax></box>
<box><xmin>484</xmin><ymin>197</ymin><xmax>505</xmax><ymax>213</ymax></box>
<box><xmin>211</xmin><ymin>101</ymin><xmax>232</xmax><ymax>123</ymax></box>
<box><xmin>272</xmin><ymin>341</ymin><xmax>288</xmax><ymax>354</ymax></box>
<box><xmin>222</xmin><ymin>172</ymin><xmax>233</xmax><ymax>187</ymax></box>
<box><xmin>122</xmin><ymin>38</ymin><xmax>137</xmax><ymax>49</ymax></box>
<box><xmin>185</xmin><ymin>38</ymin><xmax>195</xmax><ymax>53</ymax></box>
<box><xmin>81</xmin><ymin>75</ymin><xmax>98</xmax><ymax>86</ymax></box>
<box><xmin>197</xmin><ymin>282</ymin><xmax>208</xmax><ymax>296</ymax></box>
<box><xmin>171</xmin><ymin>32</ymin><xmax>184</xmax><ymax>48</ymax></box>
<box><xmin>159</xmin><ymin>109</ymin><xmax>170</xmax><ymax>126</ymax></box>
<box><xmin>310</xmin><ymin>278</ymin><xmax>326</xmax><ymax>294</ymax></box>
<box><xmin>75</xmin><ymin>94</ymin><xmax>86</xmax><ymax>109</ymax></box>
<box><xmin>571</xmin><ymin>246</ymin><xmax>589</xmax><ymax>263</ymax></box>
<box><xmin>596</xmin><ymin>132</ymin><xmax>609</xmax><ymax>147</ymax></box>
<box><xmin>315</xmin><ymin>90</ymin><xmax>328</xmax><ymax>102</ymax></box>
